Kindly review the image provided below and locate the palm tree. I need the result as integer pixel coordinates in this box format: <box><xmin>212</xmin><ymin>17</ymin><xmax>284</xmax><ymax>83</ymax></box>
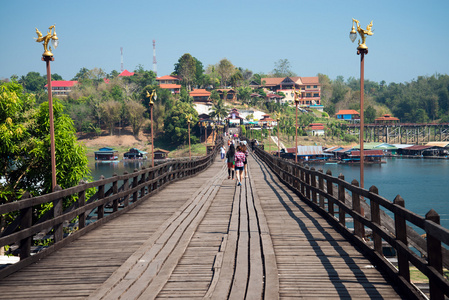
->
<box><xmin>210</xmin><ymin>99</ymin><xmax>228</xmax><ymax>123</ymax></box>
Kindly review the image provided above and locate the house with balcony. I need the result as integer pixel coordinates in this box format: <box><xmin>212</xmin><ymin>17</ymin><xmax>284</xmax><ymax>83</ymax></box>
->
<box><xmin>44</xmin><ymin>81</ymin><xmax>78</xmax><ymax>96</ymax></box>
<box><xmin>190</xmin><ymin>89</ymin><xmax>211</xmax><ymax>103</ymax></box>
<box><xmin>306</xmin><ymin>123</ymin><xmax>325</xmax><ymax>136</ymax></box>
<box><xmin>258</xmin><ymin>114</ymin><xmax>277</xmax><ymax>128</ymax></box>
<box><xmin>156</xmin><ymin>75</ymin><xmax>182</xmax><ymax>94</ymax></box>
<box><xmin>260</xmin><ymin>76</ymin><xmax>321</xmax><ymax>106</ymax></box>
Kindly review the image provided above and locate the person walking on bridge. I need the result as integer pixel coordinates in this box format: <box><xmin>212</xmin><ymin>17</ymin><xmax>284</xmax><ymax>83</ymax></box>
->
<box><xmin>226</xmin><ymin>144</ymin><xmax>235</xmax><ymax>180</ymax></box>
<box><xmin>234</xmin><ymin>145</ymin><xmax>246</xmax><ymax>186</ymax></box>
<box><xmin>241</xmin><ymin>143</ymin><xmax>249</xmax><ymax>178</ymax></box>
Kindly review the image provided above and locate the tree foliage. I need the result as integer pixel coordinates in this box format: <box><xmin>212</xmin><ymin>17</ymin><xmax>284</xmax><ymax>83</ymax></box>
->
<box><xmin>163</xmin><ymin>101</ymin><xmax>198</xmax><ymax>145</ymax></box>
<box><xmin>272</xmin><ymin>59</ymin><xmax>296</xmax><ymax>77</ymax></box>
<box><xmin>216</xmin><ymin>58</ymin><xmax>234</xmax><ymax>88</ymax></box>
<box><xmin>0</xmin><ymin>81</ymin><xmax>90</xmax><ymax>204</ymax></box>
<box><xmin>174</xmin><ymin>54</ymin><xmax>196</xmax><ymax>91</ymax></box>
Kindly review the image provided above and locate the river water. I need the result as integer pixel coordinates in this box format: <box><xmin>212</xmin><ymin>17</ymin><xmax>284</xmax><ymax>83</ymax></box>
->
<box><xmin>89</xmin><ymin>157</ymin><xmax>449</xmax><ymax>230</ymax></box>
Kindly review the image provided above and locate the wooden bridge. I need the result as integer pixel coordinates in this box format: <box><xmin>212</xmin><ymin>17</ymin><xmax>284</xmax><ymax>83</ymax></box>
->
<box><xmin>1</xmin><ymin>140</ymin><xmax>448</xmax><ymax>299</ymax></box>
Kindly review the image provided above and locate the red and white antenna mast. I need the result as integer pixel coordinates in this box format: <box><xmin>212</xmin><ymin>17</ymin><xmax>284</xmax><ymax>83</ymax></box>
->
<box><xmin>120</xmin><ymin>47</ymin><xmax>124</xmax><ymax>72</ymax></box>
<box><xmin>153</xmin><ymin>40</ymin><xmax>157</xmax><ymax>75</ymax></box>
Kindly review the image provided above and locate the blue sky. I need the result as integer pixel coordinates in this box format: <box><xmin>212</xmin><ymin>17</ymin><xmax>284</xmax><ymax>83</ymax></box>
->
<box><xmin>1</xmin><ymin>0</ymin><xmax>448</xmax><ymax>84</ymax></box>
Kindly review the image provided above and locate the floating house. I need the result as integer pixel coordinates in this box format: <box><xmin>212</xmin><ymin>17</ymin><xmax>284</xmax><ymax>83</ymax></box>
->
<box><xmin>342</xmin><ymin>150</ymin><xmax>385</xmax><ymax>164</ymax></box>
<box><xmin>123</xmin><ymin>148</ymin><xmax>147</xmax><ymax>160</ymax></box>
<box><xmin>281</xmin><ymin>146</ymin><xmax>332</xmax><ymax>162</ymax></box>
<box><xmin>154</xmin><ymin>149</ymin><xmax>170</xmax><ymax>160</ymax></box>
<box><xmin>94</xmin><ymin>147</ymin><xmax>119</xmax><ymax>162</ymax></box>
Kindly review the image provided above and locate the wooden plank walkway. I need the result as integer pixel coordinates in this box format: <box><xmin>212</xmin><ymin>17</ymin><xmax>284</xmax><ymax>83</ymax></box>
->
<box><xmin>0</xmin><ymin>152</ymin><xmax>405</xmax><ymax>299</ymax></box>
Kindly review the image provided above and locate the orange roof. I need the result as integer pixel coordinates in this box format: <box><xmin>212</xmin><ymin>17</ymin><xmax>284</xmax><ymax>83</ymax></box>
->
<box><xmin>375</xmin><ymin>114</ymin><xmax>399</xmax><ymax>121</ymax></box>
<box><xmin>300</xmin><ymin>77</ymin><xmax>320</xmax><ymax>84</ymax></box>
<box><xmin>308</xmin><ymin>123</ymin><xmax>325</xmax><ymax>130</ymax></box>
<box><xmin>261</xmin><ymin>78</ymin><xmax>284</xmax><ymax>86</ymax></box>
<box><xmin>156</xmin><ymin>75</ymin><xmax>181</xmax><ymax>81</ymax></box>
<box><xmin>289</xmin><ymin>77</ymin><xmax>303</xmax><ymax>84</ymax></box>
<box><xmin>261</xmin><ymin>76</ymin><xmax>320</xmax><ymax>86</ymax></box>
<box><xmin>190</xmin><ymin>89</ymin><xmax>211</xmax><ymax>97</ymax></box>
<box><xmin>336</xmin><ymin>109</ymin><xmax>360</xmax><ymax>115</ymax></box>
<box><xmin>160</xmin><ymin>84</ymin><xmax>181</xmax><ymax>89</ymax></box>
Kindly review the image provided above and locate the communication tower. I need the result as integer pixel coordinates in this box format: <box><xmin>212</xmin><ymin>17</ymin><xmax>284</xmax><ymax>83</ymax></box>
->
<box><xmin>120</xmin><ymin>47</ymin><xmax>124</xmax><ymax>72</ymax></box>
<box><xmin>153</xmin><ymin>40</ymin><xmax>157</xmax><ymax>75</ymax></box>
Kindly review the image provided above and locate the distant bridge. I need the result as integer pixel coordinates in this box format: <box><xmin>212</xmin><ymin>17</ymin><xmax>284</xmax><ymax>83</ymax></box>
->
<box><xmin>346</xmin><ymin>123</ymin><xmax>449</xmax><ymax>144</ymax></box>
<box><xmin>0</xmin><ymin>137</ymin><xmax>448</xmax><ymax>299</ymax></box>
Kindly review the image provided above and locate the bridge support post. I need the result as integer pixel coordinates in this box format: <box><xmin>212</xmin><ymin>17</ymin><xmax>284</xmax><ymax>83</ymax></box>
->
<box><xmin>394</xmin><ymin>195</ymin><xmax>410</xmax><ymax>282</ymax></box>
<box><xmin>318</xmin><ymin>169</ymin><xmax>324</xmax><ymax>209</ymax></box>
<box><xmin>426</xmin><ymin>209</ymin><xmax>444</xmax><ymax>300</ymax></box>
<box><xmin>78</xmin><ymin>181</ymin><xmax>86</xmax><ymax>230</ymax></box>
<box><xmin>98</xmin><ymin>176</ymin><xmax>105</xmax><ymax>220</ymax></box>
<box><xmin>326</xmin><ymin>170</ymin><xmax>334</xmax><ymax>217</ymax></box>
<box><xmin>19</xmin><ymin>192</ymin><xmax>32</xmax><ymax>260</ymax></box>
<box><xmin>113</xmin><ymin>173</ymin><xmax>118</xmax><ymax>212</ymax></box>
<box><xmin>132</xmin><ymin>169</ymin><xmax>138</xmax><ymax>203</ymax></box>
<box><xmin>369</xmin><ymin>186</ymin><xmax>382</xmax><ymax>255</ymax></box>
<box><xmin>140</xmin><ymin>167</ymin><xmax>146</xmax><ymax>197</ymax></box>
<box><xmin>338</xmin><ymin>174</ymin><xmax>346</xmax><ymax>226</ymax></box>
<box><xmin>305</xmin><ymin>166</ymin><xmax>311</xmax><ymax>201</ymax></box>
<box><xmin>53</xmin><ymin>185</ymin><xmax>63</xmax><ymax>243</ymax></box>
<box><xmin>123</xmin><ymin>172</ymin><xmax>129</xmax><ymax>207</ymax></box>
<box><xmin>351</xmin><ymin>180</ymin><xmax>364</xmax><ymax>239</ymax></box>
<box><xmin>311</xmin><ymin>167</ymin><xmax>317</xmax><ymax>204</ymax></box>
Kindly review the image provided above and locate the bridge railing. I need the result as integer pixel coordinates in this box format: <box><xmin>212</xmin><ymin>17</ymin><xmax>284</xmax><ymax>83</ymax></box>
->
<box><xmin>0</xmin><ymin>139</ymin><xmax>222</xmax><ymax>280</ymax></box>
<box><xmin>254</xmin><ymin>146</ymin><xmax>449</xmax><ymax>300</ymax></box>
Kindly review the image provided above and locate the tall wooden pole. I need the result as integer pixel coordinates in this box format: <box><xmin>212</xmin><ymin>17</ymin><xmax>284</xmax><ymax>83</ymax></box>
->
<box><xmin>277</xmin><ymin>122</ymin><xmax>280</xmax><ymax>158</ymax></box>
<box><xmin>151</xmin><ymin>104</ymin><xmax>154</xmax><ymax>168</ymax></box>
<box><xmin>295</xmin><ymin>102</ymin><xmax>298</xmax><ymax>163</ymax></box>
<box><xmin>43</xmin><ymin>56</ymin><xmax>56</xmax><ymax>191</ymax></box>
<box><xmin>358</xmin><ymin>49</ymin><xmax>367</xmax><ymax>188</ymax></box>
<box><xmin>188</xmin><ymin>121</ymin><xmax>191</xmax><ymax>159</ymax></box>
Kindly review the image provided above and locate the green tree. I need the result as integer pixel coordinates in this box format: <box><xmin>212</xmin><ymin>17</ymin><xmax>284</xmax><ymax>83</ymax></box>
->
<box><xmin>230</xmin><ymin>70</ymin><xmax>243</xmax><ymax>88</ymax></box>
<box><xmin>210</xmin><ymin>99</ymin><xmax>228</xmax><ymax>123</ymax></box>
<box><xmin>272</xmin><ymin>59</ymin><xmax>296</xmax><ymax>77</ymax></box>
<box><xmin>124</xmin><ymin>99</ymin><xmax>147</xmax><ymax>136</ymax></box>
<box><xmin>19</xmin><ymin>72</ymin><xmax>47</xmax><ymax>93</ymax></box>
<box><xmin>174</xmin><ymin>54</ymin><xmax>196</xmax><ymax>91</ymax></box>
<box><xmin>237</xmin><ymin>86</ymin><xmax>252</xmax><ymax>104</ymax></box>
<box><xmin>99</xmin><ymin>100</ymin><xmax>122</xmax><ymax>135</ymax></box>
<box><xmin>364</xmin><ymin>105</ymin><xmax>376</xmax><ymax>123</ymax></box>
<box><xmin>0</xmin><ymin>81</ymin><xmax>90</xmax><ymax>203</ymax></box>
<box><xmin>163</xmin><ymin>101</ymin><xmax>198</xmax><ymax>145</ymax></box>
<box><xmin>216</xmin><ymin>58</ymin><xmax>234</xmax><ymax>88</ymax></box>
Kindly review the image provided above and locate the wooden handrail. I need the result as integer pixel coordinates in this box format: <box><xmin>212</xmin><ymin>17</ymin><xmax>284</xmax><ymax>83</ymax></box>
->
<box><xmin>252</xmin><ymin>144</ymin><xmax>449</xmax><ymax>300</ymax></box>
<box><xmin>0</xmin><ymin>138</ymin><xmax>222</xmax><ymax>280</ymax></box>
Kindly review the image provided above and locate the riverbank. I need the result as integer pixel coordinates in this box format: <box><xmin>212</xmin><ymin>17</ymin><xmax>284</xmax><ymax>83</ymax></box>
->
<box><xmin>78</xmin><ymin>130</ymin><xmax>208</xmax><ymax>164</ymax></box>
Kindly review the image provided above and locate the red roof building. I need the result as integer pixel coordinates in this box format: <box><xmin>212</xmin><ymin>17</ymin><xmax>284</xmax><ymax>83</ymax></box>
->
<box><xmin>375</xmin><ymin>114</ymin><xmax>400</xmax><ymax>124</ymax></box>
<box><xmin>44</xmin><ymin>81</ymin><xmax>78</xmax><ymax>96</ymax></box>
<box><xmin>306</xmin><ymin>123</ymin><xmax>325</xmax><ymax>136</ymax></box>
<box><xmin>118</xmin><ymin>70</ymin><xmax>134</xmax><ymax>77</ymax></box>
<box><xmin>190</xmin><ymin>89</ymin><xmax>211</xmax><ymax>103</ymax></box>
<box><xmin>259</xmin><ymin>114</ymin><xmax>277</xmax><ymax>127</ymax></box>
<box><xmin>156</xmin><ymin>75</ymin><xmax>181</xmax><ymax>84</ymax></box>
<box><xmin>159</xmin><ymin>84</ymin><xmax>181</xmax><ymax>94</ymax></box>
